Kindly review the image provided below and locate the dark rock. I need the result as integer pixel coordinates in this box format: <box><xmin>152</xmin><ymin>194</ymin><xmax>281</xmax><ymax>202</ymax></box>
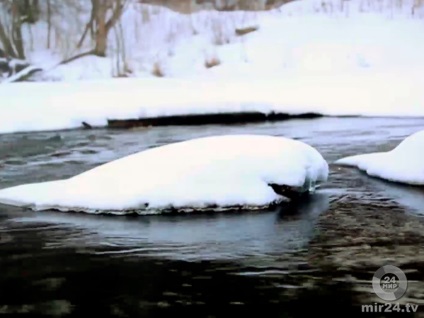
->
<box><xmin>82</xmin><ymin>122</ymin><xmax>93</xmax><ymax>129</ymax></box>
<box><xmin>268</xmin><ymin>183</ymin><xmax>311</xmax><ymax>200</ymax></box>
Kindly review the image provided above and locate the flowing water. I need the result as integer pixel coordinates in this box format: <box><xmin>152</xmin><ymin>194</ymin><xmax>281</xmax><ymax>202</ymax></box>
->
<box><xmin>1</xmin><ymin>117</ymin><xmax>424</xmax><ymax>317</ymax></box>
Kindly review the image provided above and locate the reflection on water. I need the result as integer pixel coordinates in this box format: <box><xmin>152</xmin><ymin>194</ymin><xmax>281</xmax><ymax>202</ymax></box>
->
<box><xmin>358</xmin><ymin>173</ymin><xmax>424</xmax><ymax>215</ymax></box>
<box><xmin>10</xmin><ymin>193</ymin><xmax>329</xmax><ymax>262</ymax></box>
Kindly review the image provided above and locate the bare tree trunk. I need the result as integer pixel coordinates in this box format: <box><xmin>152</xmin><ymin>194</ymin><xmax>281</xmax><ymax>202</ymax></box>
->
<box><xmin>93</xmin><ymin>0</ymin><xmax>107</xmax><ymax>56</ymax></box>
<box><xmin>113</xmin><ymin>23</ymin><xmax>121</xmax><ymax>76</ymax></box>
<box><xmin>12</xmin><ymin>22</ymin><xmax>25</xmax><ymax>59</ymax></box>
<box><xmin>0</xmin><ymin>20</ymin><xmax>17</xmax><ymax>58</ymax></box>
<box><xmin>0</xmin><ymin>0</ymin><xmax>41</xmax><ymax>59</ymax></box>
<box><xmin>77</xmin><ymin>7</ymin><xmax>96</xmax><ymax>49</ymax></box>
<box><xmin>20</xmin><ymin>0</ymin><xmax>39</xmax><ymax>23</ymax></box>
<box><xmin>118</xmin><ymin>21</ymin><xmax>128</xmax><ymax>73</ymax></box>
<box><xmin>47</xmin><ymin>0</ymin><xmax>51</xmax><ymax>49</ymax></box>
<box><xmin>90</xmin><ymin>0</ymin><xmax>125</xmax><ymax>57</ymax></box>
<box><xmin>112</xmin><ymin>20</ymin><xmax>128</xmax><ymax>76</ymax></box>
<box><xmin>11</xmin><ymin>2</ymin><xmax>25</xmax><ymax>59</ymax></box>
<box><xmin>27</xmin><ymin>22</ymin><xmax>34</xmax><ymax>52</ymax></box>
<box><xmin>105</xmin><ymin>0</ymin><xmax>125</xmax><ymax>31</ymax></box>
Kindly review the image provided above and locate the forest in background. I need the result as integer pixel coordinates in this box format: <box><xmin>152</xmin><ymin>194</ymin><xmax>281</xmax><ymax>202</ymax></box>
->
<box><xmin>0</xmin><ymin>0</ymin><xmax>290</xmax><ymax>71</ymax></box>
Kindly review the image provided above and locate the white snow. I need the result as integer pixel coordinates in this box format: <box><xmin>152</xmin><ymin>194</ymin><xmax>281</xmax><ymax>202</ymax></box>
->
<box><xmin>335</xmin><ymin>130</ymin><xmax>424</xmax><ymax>185</ymax></box>
<box><xmin>17</xmin><ymin>0</ymin><xmax>424</xmax><ymax>79</ymax></box>
<box><xmin>0</xmin><ymin>70</ymin><xmax>423</xmax><ymax>134</ymax></box>
<box><xmin>0</xmin><ymin>135</ymin><xmax>329</xmax><ymax>214</ymax></box>
<box><xmin>1</xmin><ymin>0</ymin><xmax>424</xmax><ymax>133</ymax></box>
<box><xmin>2</xmin><ymin>65</ymin><xmax>42</xmax><ymax>83</ymax></box>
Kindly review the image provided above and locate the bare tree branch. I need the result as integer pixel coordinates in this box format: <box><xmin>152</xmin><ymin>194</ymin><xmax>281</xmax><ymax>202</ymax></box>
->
<box><xmin>105</xmin><ymin>0</ymin><xmax>125</xmax><ymax>32</ymax></box>
<box><xmin>59</xmin><ymin>50</ymin><xmax>95</xmax><ymax>65</ymax></box>
<box><xmin>90</xmin><ymin>0</ymin><xmax>126</xmax><ymax>57</ymax></box>
<box><xmin>77</xmin><ymin>1</ymin><xmax>97</xmax><ymax>49</ymax></box>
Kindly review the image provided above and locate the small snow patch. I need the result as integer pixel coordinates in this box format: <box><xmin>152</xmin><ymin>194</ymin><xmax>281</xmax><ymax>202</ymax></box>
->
<box><xmin>335</xmin><ymin>130</ymin><xmax>424</xmax><ymax>185</ymax></box>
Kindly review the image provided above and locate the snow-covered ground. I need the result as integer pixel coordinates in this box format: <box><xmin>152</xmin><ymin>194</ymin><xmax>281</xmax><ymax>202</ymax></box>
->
<box><xmin>19</xmin><ymin>0</ymin><xmax>424</xmax><ymax>80</ymax></box>
<box><xmin>1</xmin><ymin>71</ymin><xmax>423</xmax><ymax>134</ymax></box>
<box><xmin>335</xmin><ymin>130</ymin><xmax>424</xmax><ymax>185</ymax></box>
<box><xmin>0</xmin><ymin>0</ymin><xmax>423</xmax><ymax>133</ymax></box>
<box><xmin>0</xmin><ymin>135</ymin><xmax>329</xmax><ymax>214</ymax></box>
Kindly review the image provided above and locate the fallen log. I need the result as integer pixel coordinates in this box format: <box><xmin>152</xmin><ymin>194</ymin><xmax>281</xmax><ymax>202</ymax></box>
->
<box><xmin>107</xmin><ymin>112</ymin><xmax>323</xmax><ymax>128</ymax></box>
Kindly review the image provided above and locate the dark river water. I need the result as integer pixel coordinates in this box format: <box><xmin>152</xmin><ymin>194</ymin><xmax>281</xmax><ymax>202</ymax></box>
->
<box><xmin>1</xmin><ymin>117</ymin><xmax>424</xmax><ymax>317</ymax></box>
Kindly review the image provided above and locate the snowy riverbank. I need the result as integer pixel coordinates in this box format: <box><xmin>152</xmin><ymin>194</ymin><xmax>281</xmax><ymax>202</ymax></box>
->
<box><xmin>1</xmin><ymin>70</ymin><xmax>423</xmax><ymax>134</ymax></box>
<box><xmin>1</xmin><ymin>0</ymin><xmax>423</xmax><ymax>134</ymax></box>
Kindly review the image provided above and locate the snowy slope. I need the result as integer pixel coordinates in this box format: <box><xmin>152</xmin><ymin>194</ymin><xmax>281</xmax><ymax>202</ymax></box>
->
<box><xmin>18</xmin><ymin>0</ymin><xmax>424</xmax><ymax>80</ymax></box>
<box><xmin>335</xmin><ymin>130</ymin><xmax>424</xmax><ymax>185</ymax></box>
<box><xmin>0</xmin><ymin>135</ymin><xmax>329</xmax><ymax>214</ymax></box>
<box><xmin>0</xmin><ymin>0</ymin><xmax>423</xmax><ymax>133</ymax></box>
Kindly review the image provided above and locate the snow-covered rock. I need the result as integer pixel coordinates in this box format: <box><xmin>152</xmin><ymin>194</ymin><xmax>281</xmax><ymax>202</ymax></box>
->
<box><xmin>0</xmin><ymin>134</ymin><xmax>328</xmax><ymax>214</ymax></box>
<box><xmin>335</xmin><ymin>130</ymin><xmax>424</xmax><ymax>185</ymax></box>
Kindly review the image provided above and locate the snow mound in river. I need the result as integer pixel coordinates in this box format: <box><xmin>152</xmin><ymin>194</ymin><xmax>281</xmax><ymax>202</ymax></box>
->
<box><xmin>0</xmin><ymin>134</ymin><xmax>328</xmax><ymax>214</ymax></box>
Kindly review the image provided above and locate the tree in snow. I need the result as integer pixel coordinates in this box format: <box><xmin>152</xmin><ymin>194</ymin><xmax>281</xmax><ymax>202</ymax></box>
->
<box><xmin>139</xmin><ymin>0</ymin><xmax>290</xmax><ymax>12</ymax></box>
<box><xmin>0</xmin><ymin>0</ymin><xmax>39</xmax><ymax>59</ymax></box>
<box><xmin>77</xmin><ymin>0</ymin><xmax>127</xmax><ymax>57</ymax></box>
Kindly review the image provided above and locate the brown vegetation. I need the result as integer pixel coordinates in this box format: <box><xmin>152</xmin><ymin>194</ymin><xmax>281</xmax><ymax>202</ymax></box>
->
<box><xmin>152</xmin><ymin>61</ymin><xmax>165</xmax><ymax>77</ymax></box>
<box><xmin>139</xmin><ymin>0</ymin><xmax>294</xmax><ymax>13</ymax></box>
<box><xmin>235</xmin><ymin>26</ymin><xmax>259</xmax><ymax>36</ymax></box>
<box><xmin>204</xmin><ymin>56</ymin><xmax>221</xmax><ymax>68</ymax></box>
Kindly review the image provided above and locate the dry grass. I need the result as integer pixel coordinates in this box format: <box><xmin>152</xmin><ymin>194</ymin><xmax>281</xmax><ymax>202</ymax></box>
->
<box><xmin>204</xmin><ymin>56</ymin><xmax>221</xmax><ymax>68</ymax></box>
<box><xmin>313</xmin><ymin>0</ymin><xmax>424</xmax><ymax>16</ymax></box>
<box><xmin>152</xmin><ymin>61</ymin><xmax>165</xmax><ymax>77</ymax></box>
